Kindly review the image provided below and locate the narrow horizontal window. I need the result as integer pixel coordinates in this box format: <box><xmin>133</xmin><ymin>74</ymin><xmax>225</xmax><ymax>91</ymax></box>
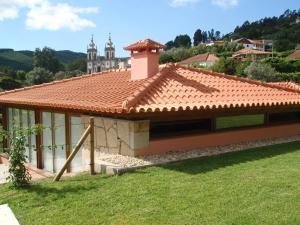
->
<box><xmin>216</xmin><ymin>114</ymin><xmax>265</xmax><ymax>130</ymax></box>
<box><xmin>150</xmin><ymin>119</ymin><xmax>211</xmax><ymax>139</ymax></box>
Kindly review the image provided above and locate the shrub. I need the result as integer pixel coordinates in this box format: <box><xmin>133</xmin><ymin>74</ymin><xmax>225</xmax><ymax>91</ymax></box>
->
<box><xmin>0</xmin><ymin>124</ymin><xmax>42</xmax><ymax>188</ymax></box>
<box><xmin>211</xmin><ymin>57</ymin><xmax>239</xmax><ymax>75</ymax></box>
<box><xmin>26</xmin><ymin>67</ymin><xmax>53</xmax><ymax>85</ymax></box>
<box><xmin>245</xmin><ymin>62</ymin><xmax>281</xmax><ymax>82</ymax></box>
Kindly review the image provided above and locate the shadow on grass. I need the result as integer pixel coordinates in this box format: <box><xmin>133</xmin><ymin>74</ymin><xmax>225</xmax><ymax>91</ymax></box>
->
<box><xmin>21</xmin><ymin>176</ymin><xmax>102</xmax><ymax>197</ymax></box>
<box><xmin>157</xmin><ymin>141</ymin><xmax>300</xmax><ymax>175</ymax></box>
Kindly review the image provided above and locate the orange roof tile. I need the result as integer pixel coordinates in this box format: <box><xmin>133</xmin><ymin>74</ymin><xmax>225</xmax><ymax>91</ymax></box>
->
<box><xmin>124</xmin><ymin>39</ymin><xmax>166</xmax><ymax>51</ymax></box>
<box><xmin>0</xmin><ymin>65</ymin><xmax>300</xmax><ymax>115</ymax></box>
<box><xmin>234</xmin><ymin>48</ymin><xmax>270</xmax><ymax>56</ymax></box>
<box><xmin>287</xmin><ymin>50</ymin><xmax>300</xmax><ymax>60</ymax></box>
<box><xmin>269</xmin><ymin>82</ymin><xmax>300</xmax><ymax>91</ymax></box>
<box><xmin>179</xmin><ymin>53</ymin><xmax>219</xmax><ymax>64</ymax></box>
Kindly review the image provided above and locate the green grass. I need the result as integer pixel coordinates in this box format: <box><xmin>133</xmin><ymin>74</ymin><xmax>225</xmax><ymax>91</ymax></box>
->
<box><xmin>216</xmin><ymin>114</ymin><xmax>265</xmax><ymax>130</ymax></box>
<box><xmin>1</xmin><ymin>141</ymin><xmax>300</xmax><ymax>225</ymax></box>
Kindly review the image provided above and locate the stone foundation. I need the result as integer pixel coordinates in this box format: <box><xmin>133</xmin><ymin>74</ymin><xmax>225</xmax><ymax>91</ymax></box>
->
<box><xmin>80</xmin><ymin>115</ymin><xmax>149</xmax><ymax>171</ymax></box>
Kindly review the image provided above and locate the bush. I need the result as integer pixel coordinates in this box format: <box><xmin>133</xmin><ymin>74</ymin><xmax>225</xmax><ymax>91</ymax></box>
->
<box><xmin>263</xmin><ymin>58</ymin><xmax>300</xmax><ymax>73</ymax></box>
<box><xmin>245</xmin><ymin>62</ymin><xmax>281</xmax><ymax>82</ymax></box>
<box><xmin>0</xmin><ymin>124</ymin><xmax>42</xmax><ymax>187</ymax></box>
<box><xmin>26</xmin><ymin>67</ymin><xmax>53</xmax><ymax>85</ymax></box>
<box><xmin>279</xmin><ymin>72</ymin><xmax>300</xmax><ymax>83</ymax></box>
<box><xmin>211</xmin><ymin>57</ymin><xmax>239</xmax><ymax>75</ymax></box>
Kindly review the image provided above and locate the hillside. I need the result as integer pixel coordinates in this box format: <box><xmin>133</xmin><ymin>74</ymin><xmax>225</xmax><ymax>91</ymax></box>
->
<box><xmin>225</xmin><ymin>9</ymin><xmax>300</xmax><ymax>51</ymax></box>
<box><xmin>0</xmin><ymin>49</ymin><xmax>86</xmax><ymax>71</ymax></box>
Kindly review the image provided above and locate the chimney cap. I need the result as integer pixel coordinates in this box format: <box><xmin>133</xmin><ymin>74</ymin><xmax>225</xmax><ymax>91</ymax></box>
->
<box><xmin>124</xmin><ymin>39</ymin><xmax>166</xmax><ymax>52</ymax></box>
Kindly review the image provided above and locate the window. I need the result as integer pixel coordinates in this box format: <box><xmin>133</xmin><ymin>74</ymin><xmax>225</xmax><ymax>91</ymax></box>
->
<box><xmin>269</xmin><ymin>112</ymin><xmax>300</xmax><ymax>124</ymax></box>
<box><xmin>216</xmin><ymin>114</ymin><xmax>265</xmax><ymax>130</ymax></box>
<box><xmin>150</xmin><ymin>119</ymin><xmax>211</xmax><ymax>139</ymax></box>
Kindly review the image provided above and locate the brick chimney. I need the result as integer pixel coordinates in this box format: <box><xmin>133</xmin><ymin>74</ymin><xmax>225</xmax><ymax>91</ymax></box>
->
<box><xmin>124</xmin><ymin>39</ymin><xmax>166</xmax><ymax>80</ymax></box>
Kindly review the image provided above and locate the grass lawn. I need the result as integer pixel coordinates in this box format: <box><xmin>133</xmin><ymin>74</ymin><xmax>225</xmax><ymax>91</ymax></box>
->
<box><xmin>1</xmin><ymin>141</ymin><xmax>300</xmax><ymax>225</ymax></box>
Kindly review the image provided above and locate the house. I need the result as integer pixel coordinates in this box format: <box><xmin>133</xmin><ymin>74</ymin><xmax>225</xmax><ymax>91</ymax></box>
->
<box><xmin>0</xmin><ymin>39</ymin><xmax>300</xmax><ymax>174</ymax></box>
<box><xmin>179</xmin><ymin>53</ymin><xmax>219</xmax><ymax>67</ymax></box>
<box><xmin>233</xmin><ymin>38</ymin><xmax>273</xmax><ymax>51</ymax></box>
<box><xmin>233</xmin><ymin>48</ymin><xmax>271</xmax><ymax>60</ymax></box>
<box><xmin>287</xmin><ymin>50</ymin><xmax>300</xmax><ymax>60</ymax></box>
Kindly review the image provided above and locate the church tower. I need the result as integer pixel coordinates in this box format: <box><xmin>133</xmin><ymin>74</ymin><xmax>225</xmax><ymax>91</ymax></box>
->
<box><xmin>87</xmin><ymin>35</ymin><xmax>98</xmax><ymax>74</ymax></box>
<box><xmin>104</xmin><ymin>33</ymin><xmax>116</xmax><ymax>69</ymax></box>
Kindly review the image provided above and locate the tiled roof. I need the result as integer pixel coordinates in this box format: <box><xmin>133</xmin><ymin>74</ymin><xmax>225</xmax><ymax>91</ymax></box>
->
<box><xmin>179</xmin><ymin>53</ymin><xmax>218</xmax><ymax>64</ymax></box>
<box><xmin>269</xmin><ymin>82</ymin><xmax>300</xmax><ymax>91</ymax></box>
<box><xmin>124</xmin><ymin>39</ymin><xmax>166</xmax><ymax>51</ymax></box>
<box><xmin>0</xmin><ymin>64</ymin><xmax>300</xmax><ymax>115</ymax></box>
<box><xmin>233</xmin><ymin>48</ymin><xmax>270</xmax><ymax>57</ymax></box>
<box><xmin>287</xmin><ymin>50</ymin><xmax>300</xmax><ymax>60</ymax></box>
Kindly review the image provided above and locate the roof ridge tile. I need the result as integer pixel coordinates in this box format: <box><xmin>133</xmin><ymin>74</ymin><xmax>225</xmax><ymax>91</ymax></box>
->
<box><xmin>121</xmin><ymin>63</ymin><xmax>174</xmax><ymax>111</ymax></box>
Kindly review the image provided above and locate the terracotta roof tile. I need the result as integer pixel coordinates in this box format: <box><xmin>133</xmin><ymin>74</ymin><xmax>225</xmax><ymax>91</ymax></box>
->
<box><xmin>0</xmin><ymin>65</ymin><xmax>299</xmax><ymax>114</ymax></box>
<box><xmin>233</xmin><ymin>48</ymin><xmax>270</xmax><ymax>56</ymax></box>
<box><xmin>124</xmin><ymin>39</ymin><xmax>166</xmax><ymax>51</ymax></box>
<box><xmin>179</xmin><ymin>53</ymin><xmax>219</xmax><ymax>64</ymax></box>
<box><xmin>287</xmin><ymin>50</ymin><xmax>300</xmax><ymax>60</ymax></box>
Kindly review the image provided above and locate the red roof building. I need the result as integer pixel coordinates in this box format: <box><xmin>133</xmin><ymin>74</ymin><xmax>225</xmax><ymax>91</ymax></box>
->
<box><xmin>287</xmin><ymin>50</ymin><xmax>300</xmax><ymax>60</ymax></box>
<box><xmin>1</xmin><ymin>39</ymin><xmax>300</xmax><ymax>174</ymax></box>
<box><xmin>179</xmin><ymin>53</ymin><xmax>219</xmax><ymax>67</ymax></box>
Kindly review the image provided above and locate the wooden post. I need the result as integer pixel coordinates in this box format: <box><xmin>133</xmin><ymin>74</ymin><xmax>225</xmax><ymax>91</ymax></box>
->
<box><xmin>90</xmin><ymin>117</ymin><xmax>95</xmax><ymax>175</ymax></box>
<box><xmin>53</xmin><ymin>124</ymin><xmax>91</xmax><ymax>182</ymax></box>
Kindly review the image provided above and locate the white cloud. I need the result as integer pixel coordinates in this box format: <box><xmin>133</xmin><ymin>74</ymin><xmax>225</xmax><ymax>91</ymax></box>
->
<box><xmin>169</xmin><ymin>0</ymin><xmax>239</xmax><ymax>8</ymax></box>
<box><xmin>211</xmin><ymin>0</ymin><xmax>239</xmax><ymax>9</ymax></box>
<box><xmin>170</xmin><ymin>0</ymin><xmax>200</xmax><ymax>7</ymax></box>
<box><xmin>0</xmin><ymin>0</ymin><xmax>98</xmax><ymax>31</ymax></box>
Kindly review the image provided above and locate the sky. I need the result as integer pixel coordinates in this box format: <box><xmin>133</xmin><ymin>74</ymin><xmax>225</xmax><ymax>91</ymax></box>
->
<box><xmin>0</xmin><ymin>0</ymin><xmax>299</xmax><ymax>57</ymax></box>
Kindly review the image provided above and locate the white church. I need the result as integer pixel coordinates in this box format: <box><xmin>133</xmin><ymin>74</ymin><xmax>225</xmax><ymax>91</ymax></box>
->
<box><xmin>87</xmin><ymin>34</ymin><xmax>130</xmax><ymax>74</ymax></box>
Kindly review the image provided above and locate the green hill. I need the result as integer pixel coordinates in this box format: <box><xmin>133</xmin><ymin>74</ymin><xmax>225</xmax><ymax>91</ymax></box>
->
<box><xmin>0</xmin><ymin>49</ymin><xmax>86</xmax><ymax>71</ymax></box>
<box><xmin>225</xmin><ymin>9</ymin><xmax>300</xmax><ymax>51</ymax></box>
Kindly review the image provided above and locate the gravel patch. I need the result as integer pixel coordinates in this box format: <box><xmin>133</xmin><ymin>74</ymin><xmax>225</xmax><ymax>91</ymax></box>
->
<box><xmin>96</xmin><ymin>136</ymin><xmax>300</xmax><ymax>169</ymax></box>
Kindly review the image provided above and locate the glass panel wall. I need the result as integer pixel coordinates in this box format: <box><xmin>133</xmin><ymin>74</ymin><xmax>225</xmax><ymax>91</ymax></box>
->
<box><xmin>42</xmin><ymin>112</ymin><xmax>66</xmax><ymax>173</ymax></box>
<box><xmin>7</xmin><ymin>108</ymin><xmax>37</xmax><ymax>165</ymax></box>
<box><xmin>42</xmin><ymin>112</ymin><xmax>53</xmax><ymax>172</ymax></box>
<box><xmin>71</xmin><ymin>116</ymin><xmax>84</xmax><ymax>172</ymax></box>
<box><xmin>54</xmin><ymin>113</ymin><xmax>66</xmax><ymax>172</ymax></box>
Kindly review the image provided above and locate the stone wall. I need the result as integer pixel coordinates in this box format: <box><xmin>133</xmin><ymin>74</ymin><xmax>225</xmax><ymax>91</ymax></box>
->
<box><xmin>80</xmin><ymin>115</ymin><xmax>149</xmax><ymax>170</ymax></box>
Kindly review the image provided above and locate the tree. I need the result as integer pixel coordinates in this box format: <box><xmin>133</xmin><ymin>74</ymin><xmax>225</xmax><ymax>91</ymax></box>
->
<box><xmin>202</xmin><ymin>31</ymin><xmax>208</xmax><ymax>43</ymax></box>
<box><xmin>215</xmin><ymin>31</ymin><xmax>221</xmax><ymax>40</ymax></box>
<box><xmin>165</xmin><ymin>41</ymin><xmax>175</xmax><ymax>50</ymax></box>
<box><xmin>26</xmin><ymin>67</ymin><xmax>53</xmax><ymax>85</ymax></box>
<box><xmin>174</xmin><ymin>35</ymin><xmax>192</xmax><ymax>48</ymax></box>
<box><xmin>193</xmin><ymin>29</ymin><xmax>202</xmax><ymax>46</ymax></box>
<box><xmin>67</xmin><ymin>59</ymin><xmax>87</xmax><ymax>72</ymax></box>
<box><xmin>33</xmin><ymin>47</ymin><xmax>64</xmax><ymax>73</ymax></box>
<box><xmin>0</xmin><ymin>77</ymin><xmax>22</xmax><ymax>91</ymax></box>
<box><xmin>211</xmin><ymin>57</ymin><xmax>239</xmax><ymax>75</ymax></box>
<box><xmin>245</xmin><ymin>62</ymin><xmax>281</xmax><ymax>82</ymax></box>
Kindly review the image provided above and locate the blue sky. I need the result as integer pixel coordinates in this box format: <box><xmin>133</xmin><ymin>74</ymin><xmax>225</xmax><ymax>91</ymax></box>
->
<box><xmin>0</xmin><ymin>0</ymin><xmax>299</xmax><ymax>57</ymax></box>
